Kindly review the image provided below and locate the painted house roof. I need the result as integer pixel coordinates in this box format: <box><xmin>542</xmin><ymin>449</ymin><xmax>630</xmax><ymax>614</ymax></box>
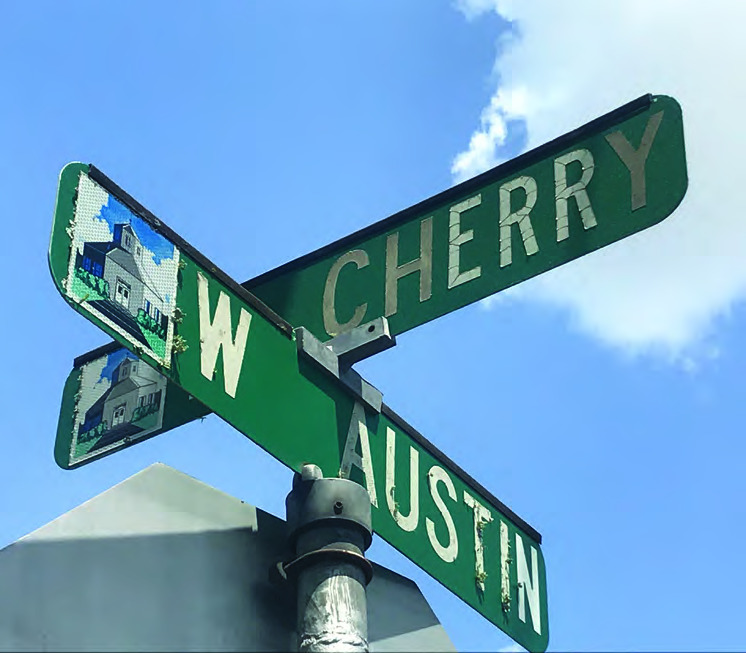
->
<box><xmin>84</xmin><ymin>241</ymin><xmax>117</xmax><ymax>257</ymax></box>
<box><xmin>83</xmin><ymin>240</ymin><xmax>165</xmax><ymax>302</ymax></box>
<box><xmin>106</xmin><ymin>248</ymin><xmax>143</xmax><ymax>283</ymax></box>
<box><xmin>107</xmin><ymin>375</ymin><xmax>159</xmax><ymax>402</ymax></box>
<box><xmin>82</xmin><ymin>361</ymin><xmax>161</xmax><ymax>424</ymax></box>
<box><xmin>84</xmin><ymin>389</ymin><xmax>109</xmax><ymax>420</ymax></box>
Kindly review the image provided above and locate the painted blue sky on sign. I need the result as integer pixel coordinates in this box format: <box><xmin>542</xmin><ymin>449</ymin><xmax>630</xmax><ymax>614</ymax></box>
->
<box><xmin>2</xmin><ymin>2</ymin><xmax>746</xmax><ymax>651</ymax></box>
<box><xmin>99</xmin><ymin>349</ymin><xmax>139</xmax><ymax>383</ymax></box>
<box><xmin>98</xmin><ymin>195</ymin><xmax>175</xmax><ymax>265</ymax></box>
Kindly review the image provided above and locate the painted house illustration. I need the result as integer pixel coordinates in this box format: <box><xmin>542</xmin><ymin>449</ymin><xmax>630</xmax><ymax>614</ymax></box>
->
<box><xmin>75</xmin><ymin>223</ymin><xmax>169</xmax><ymax>344</ymax></box>
<box><xmin>78</xmin><ymin>356</ymin><xmax>167</xmax><ymax>448</ymax></box>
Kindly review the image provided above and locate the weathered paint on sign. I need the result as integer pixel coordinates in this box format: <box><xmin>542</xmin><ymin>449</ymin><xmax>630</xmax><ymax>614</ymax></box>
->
<box><xmin>55</xmin><ymin>342</ymin><xmax>208</xmax><ymax>469</ymax></box>
<box><xmin>49</xmin><ymin>163</ymin><xmax>549</xmax><ymax>651</ymax></box>
<box><xmin>247</xmin><ymin>94</ymin><xmax>687</xmax><ymax>341</ymax></box>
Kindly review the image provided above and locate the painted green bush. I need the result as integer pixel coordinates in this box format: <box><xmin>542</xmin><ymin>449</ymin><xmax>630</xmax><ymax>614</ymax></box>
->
<box><xmin>75</xmin><ymin>267</ymin><xmax>109</xmax><ymax>298</ymax></box>
<box><xmin>132</xmin><ymin>401</ymin><xmax>159</xmax><ymax>423</ymax></box>
<box><xmin>78</xmin><ymin>419</ymin><xmax>108</xmax><ymax>443</ymax></box>
<box><xmin>137</xmin><ymin>308</ymin><xmax>166</xmax><ymax>340</ymax></box>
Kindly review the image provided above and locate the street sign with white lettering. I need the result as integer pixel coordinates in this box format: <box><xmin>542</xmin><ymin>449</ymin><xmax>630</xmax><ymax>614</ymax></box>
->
<box><xmin>247</xmin><ymin>94</ymin><xmax>687</xmax><ymax>341</ymax></box>
<box><xmin>63</xmin><ymin>94</ymin><xmax>688</xmax><ymax>448</ymax></box>
<box><xmin>49</xmin><ymin>163</ymin><xmax>549</xmax><ymax>651</ymax></box>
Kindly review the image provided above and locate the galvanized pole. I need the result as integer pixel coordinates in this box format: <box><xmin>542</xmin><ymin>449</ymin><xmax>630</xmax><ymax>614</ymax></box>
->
<box><xmin>284</xmin><ymin>464</ymin><xmax>373</xmax><ymax>653</ymax></box>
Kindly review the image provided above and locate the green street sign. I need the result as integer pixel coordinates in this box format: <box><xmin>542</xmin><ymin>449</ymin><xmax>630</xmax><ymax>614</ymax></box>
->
<box><xmin>49</xmin><ymin>163</ymin><xmax>549</xmax><ymax>651</ymax></box>
<box><xmin>64</xmin><ymin>94</ymin><xmax>689</xmax><ymax>448</ymax></box>
<box><xmin>247</xmin><ymin>94</ymin><xmax>687</xmax><ymax>341</ymax></box>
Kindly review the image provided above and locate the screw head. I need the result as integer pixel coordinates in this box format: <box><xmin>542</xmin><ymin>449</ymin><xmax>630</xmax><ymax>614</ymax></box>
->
<box><xmin>300</xmin><ymin>464</ymin><xmax>323</xmax><ymax>481</ymax></box>
<box><xmin>333</xmin><ymin>500</ymin><xmax>344</xmax><ymax>514</ymax></box>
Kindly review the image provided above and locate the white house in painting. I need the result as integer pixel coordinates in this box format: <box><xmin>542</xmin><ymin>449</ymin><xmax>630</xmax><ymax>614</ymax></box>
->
<box><xmin>79</xmin><ymin>356</ymin><xmax>167</xmax><ymax>438</ymax></box>
<box><xmin>77</xmin><ymin>222</ymin><xmax>169</xmax><ymax>330</ymax></box>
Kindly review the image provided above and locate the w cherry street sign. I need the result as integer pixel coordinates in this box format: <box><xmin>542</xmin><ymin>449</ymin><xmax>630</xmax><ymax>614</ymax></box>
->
<box><xmin>248</xmin><ymin>94</ymin><xmax>687</xmax><ymax>340</ymax></box>
<box><xmin>63</xmin><ymin>94</ymin><xmax>688</xmax><ymax>427</ymax></box>
<box><xmin>49</xmin><ymin>163</ymin><xmax>549</xmax><ymax>651</ymax></box>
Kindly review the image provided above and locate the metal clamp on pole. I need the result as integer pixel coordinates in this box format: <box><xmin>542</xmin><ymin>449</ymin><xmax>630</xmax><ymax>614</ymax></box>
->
<box><xmin>295</xmin><ymin>317</ymin><xmax>395</xmax><ymax>413</ymax></box>
<box><xmin>283</xmin><ymin>464</ymin><xmax>373</xmax><ymax>653</ymax></box>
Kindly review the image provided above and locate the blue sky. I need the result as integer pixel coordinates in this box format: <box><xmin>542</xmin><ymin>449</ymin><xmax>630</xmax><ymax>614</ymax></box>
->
<box><xmin>2</xmin><ymin>1</ymin><xmax>744</xmax><ymax>651</ymax></box>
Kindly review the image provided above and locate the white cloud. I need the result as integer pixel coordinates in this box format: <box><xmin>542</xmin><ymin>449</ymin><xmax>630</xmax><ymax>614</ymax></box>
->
<box><xmin>453</xmin><ymin>0</ymin><xmax>500</xmax><ymax>21</ymax></box>
<box><xmin>452</xmin><ymin>85</ymin><xmax>528</xmax><ymax>183</ymax></box>
<box><xmin>453</xmin><ymin>0</ymin><xmax>746</xmax><ymax>359</ymax></box>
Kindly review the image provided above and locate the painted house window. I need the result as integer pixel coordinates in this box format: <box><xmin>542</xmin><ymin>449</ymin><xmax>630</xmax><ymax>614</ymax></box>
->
<box><xmin>138</xmin><ymin>396</ymin><xmax>145</xmax><ymax>408</ymax></box>
<box><xmin>145</xmin><ymin>299</ymin><xmax>151</xmax><ymax>316</ymax></box>
<box><xmin>112</xmin><ymin>404</ymin><xmax>126</xmax><ymax>427</ymax></box>
<box><xmin>124</xmin><ymin>234</ymin><xmax>132</xmax><ymax>249</ymax></box>
<box><xmin>153</xmin><ymin>307</ymin><xmax>161</xmax><ymax>322</ymax></box>
<box><xmin>83</xmin><ymin>256</ymin><xmax>91</xmax><ymax>271</ymax></box>
<box><xmin>92</xmin><ymin>262</ymin><xmax>103</xmax><ymax>277</ymax></box>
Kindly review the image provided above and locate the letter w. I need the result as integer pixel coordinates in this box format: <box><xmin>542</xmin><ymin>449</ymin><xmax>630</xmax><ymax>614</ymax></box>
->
<box><xmin>197</xmin><ymin>272</ymin><xmax>252</xmax><ymax>398</ymax></box>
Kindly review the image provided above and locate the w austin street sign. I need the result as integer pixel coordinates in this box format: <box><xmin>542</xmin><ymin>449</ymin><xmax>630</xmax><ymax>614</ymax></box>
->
<box><xmin>247</xmin><ymin>94</ymin><xmax>687</xmax><ymax>340</ymax></box>
<box><xmin>49</xmin><ymin>163</ymin><xmax>549</xmax><ymax>651</ymax></box>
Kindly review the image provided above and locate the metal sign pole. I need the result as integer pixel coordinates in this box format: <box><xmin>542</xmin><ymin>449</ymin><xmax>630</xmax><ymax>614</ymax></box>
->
<box><xmin>284</xmin><ymin>464</ymin><xmax>373</xmax><ymax>652</ymax></box>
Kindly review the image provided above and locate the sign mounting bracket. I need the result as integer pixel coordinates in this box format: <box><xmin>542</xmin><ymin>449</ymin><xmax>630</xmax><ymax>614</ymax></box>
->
<box><xmin>295</xmin><ymin>317</ymin><xmax>395</xmax><ymax>413</ymax></box>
